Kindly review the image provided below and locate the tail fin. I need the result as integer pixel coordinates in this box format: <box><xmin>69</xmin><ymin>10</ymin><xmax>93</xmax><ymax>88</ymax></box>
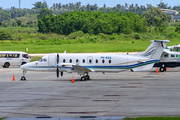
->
<box><xmin>135</xmin><ymin>40</ymin><xmax>169</xmax><ymax>59</ymax></box>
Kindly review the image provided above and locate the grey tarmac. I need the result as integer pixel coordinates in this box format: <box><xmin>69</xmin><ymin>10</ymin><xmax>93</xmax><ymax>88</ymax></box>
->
<box><xmin>0</xmin><ymin>66</ymin><xmax>180</xmax><ymax>118</ymax></box>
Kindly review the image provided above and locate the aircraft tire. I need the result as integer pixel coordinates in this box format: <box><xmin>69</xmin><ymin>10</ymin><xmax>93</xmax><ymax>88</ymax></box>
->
<box><xmin>85</xmin><ymin>75</ymin><xmax>89</xmax><ymax>80</ymax></box>
<box><xmin>159</xmin><ymin>67</ymin><xmax>165</xmax><ymax>72</ymax></box>
<box><xmin>81</xmin><ymin>76</ymin><xmax>86</xmax><ymax>81</ymax></box>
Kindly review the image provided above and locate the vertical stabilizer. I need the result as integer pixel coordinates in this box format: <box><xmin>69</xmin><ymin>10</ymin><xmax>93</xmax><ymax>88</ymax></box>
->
<box><xmin>135</xmin><ymin>40</ymin><xmax>169</xmax><ymax>59</ymax></box>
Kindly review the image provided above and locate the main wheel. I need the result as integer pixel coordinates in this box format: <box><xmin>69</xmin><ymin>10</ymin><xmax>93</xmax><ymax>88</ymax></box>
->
<box><xmin>81</xmin><ymin>76</ymin><xmax>86</xmax><ymax>81</ymax></box>
<box><xmin>85</xmin><ymin>75</ymin><xmax>90</xmax><ymax>80</ymax></box>
<box><xmin>3</xmin><ymin>62</ymin><xmax>10</xmax><ymax>68</ymax></box>
<box><xmin>159</xmin><ymin>67</ymin><xmax>165</xmax><ymax>72</ymax></box>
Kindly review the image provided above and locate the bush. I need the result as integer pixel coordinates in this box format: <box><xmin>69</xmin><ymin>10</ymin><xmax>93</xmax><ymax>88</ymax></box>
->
<box><xmin>133</xmin><ymin>33</ymin><xmax>141</xmax><ymax>39</ymax></box>
<box><xmin>16</xmin><ymin>20</ymin><xmax>22</xmax><ymax>26</ymax></box>
<box><xmin>175</xmin><ymin>24</ymin><xmax>180</xmax><ymax>33</ymax></box>
<box><xmin>68</xmin><ymin>31</ymin><xmax>84</xmax><ymax>39</ymax></box>
<box><xmin>109</xmin><ymin>35</ymin><xmax>116</xmax><ymax>40</ymax></box>
<box><xmin>0</xmin><ymin>31</ymin><xmax>13</xmax><ymax>40</ymax></box>
<box><xmin>166</xmin><ymin>32</ymin><xmax>180</xmax><ymax>39</ymax></box>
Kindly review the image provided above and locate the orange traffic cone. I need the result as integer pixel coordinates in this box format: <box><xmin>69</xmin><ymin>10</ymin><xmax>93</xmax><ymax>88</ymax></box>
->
<box><xmin>156</xmin><ymin>68</ymin><xmax>159</xmax><ymax>73</ymax></box>
<box><xmin>12</xmin><ymin>74</ymin><xmax>16</xmax><ymax>81</ymax></box>
<box><xmin>72</xmin><ymin>76</ymin><xmax>74</xmax><ymax>83</ymax></box>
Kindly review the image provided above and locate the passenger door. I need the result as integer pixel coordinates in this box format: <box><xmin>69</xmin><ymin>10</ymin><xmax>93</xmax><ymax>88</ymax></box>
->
<box><xmin>48</xmin><ymin>54</ymin><xmax>56</xmax><ymax>71</ymax></box>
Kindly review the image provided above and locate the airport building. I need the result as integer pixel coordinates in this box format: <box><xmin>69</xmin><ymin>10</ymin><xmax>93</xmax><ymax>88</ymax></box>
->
<box><xmin>160</xmin><ymin>9</ymin><xmax>180</xmax><ymax>22</ymax></box>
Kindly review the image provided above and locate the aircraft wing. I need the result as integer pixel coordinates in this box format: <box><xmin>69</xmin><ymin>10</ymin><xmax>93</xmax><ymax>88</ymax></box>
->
<box><xmin>72</xmin><ymin>65</ymin><xmax>92</xmax><ymax>74</ymax></box>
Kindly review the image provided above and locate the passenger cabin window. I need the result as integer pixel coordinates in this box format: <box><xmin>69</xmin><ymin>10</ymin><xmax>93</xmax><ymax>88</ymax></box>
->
<box><xmin>96</xmin><ymin>59</ymin><xmax>98</xmax><ymax>63</ymax></box>
<box><xmin>63</xmin><ymin>59</ymin><xmax>66</xmax><ymax>63</ymax></box>
<box><xmin>89</xmin><ymin>59</ymin><xmax>92</xmax><ymax>63</ymax></box>
<box><xmin>83</xmin><ymin>59</ymin><xmax>85</xmax><ymax>63</ymax></box>
<box><xmin>176</xmin><ymin>55</ymin><xmax>180</xmax><ymax>57</ymax></box>
<box><xmin>102</xmin><ymin>59</ymin><xmax>105</xmax><ymax>63</ymax></box>
<box><xmin>109</xmin><ymin>60</ymin><xmax>111</xmax><ymax>63</ymax></box>
<box><xmin>171</xmin><ymin>54</ymin><xmax>175</xmax><ymax>57</ymax></box>
<box><xmin>76</xmin><ymin>59</ymin><xmax>79</xmax><ymax>63</ymax></box>
<box><xmin>0</xmin><ymin>54</ymin><xmax>20</xmax><ymax>58</ymax></box>
<box><xmin>164</xmin><ymin>54</ymin><xmax>168</xmax><ymax>57</ymax></box>
<box><xmin>69</xmin><ymin>59</ymin><xmax>72</xmax><ymax>63</ymax></box>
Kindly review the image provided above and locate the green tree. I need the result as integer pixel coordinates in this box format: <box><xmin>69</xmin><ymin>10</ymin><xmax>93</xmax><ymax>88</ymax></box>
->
<box><xmin>0</xmin><ymin>11</ymin><xmax>10</xmax><ymax>21</ymax></box>
<box><xmin>175</xmin><ymin>24</ymin><xmax>180</xmax><ymax>33</ymax></box>
<box><xmin>156</xmin><ymin>2</ymin><xmax>168</xmax><ymax>9</ymax></box>
<box><xmin>142</xmin><ymin>7</ymin><xmax>167</xmax><ymax>26</ymax></box>
<box><xmin>37</xmin><ymin>8</ymin><xmax>53</xmax><ymax>19</ymax></box>
<box><xmin>32</xmin><ymin>2</ymin><xmax>48</xmax><ymax>9</ymax></box>
<box><xmin>16</xmin><ymin>19</ymin><xmax>22</xmax><ymax>26</ymax></box>
<box><xmin>154</xmin><ymin>17</ymin><xmax>167</xmax><ymax>33</ymax></box>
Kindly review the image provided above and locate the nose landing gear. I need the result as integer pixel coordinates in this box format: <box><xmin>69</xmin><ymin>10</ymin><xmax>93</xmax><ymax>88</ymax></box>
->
<box><xmin>20</xmin><ymin>69</ymin><xmax>27</xmax><ymax>81</ymax></box>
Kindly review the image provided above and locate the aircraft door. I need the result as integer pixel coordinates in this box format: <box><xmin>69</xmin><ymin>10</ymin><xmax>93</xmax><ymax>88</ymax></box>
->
<box><xmin>48</xmin><ymin>54</ymin><xmax>56</xmax><ymax>70</ymax></box>
<box><xmin>127</xmin><ymin>53</ymin><xmax>129</xmax><ymax>65</ymax></box>
<box><xmin>87</xmin><ymin>56</ymin><xmax>93</xmax><ymax>64</ymax></box>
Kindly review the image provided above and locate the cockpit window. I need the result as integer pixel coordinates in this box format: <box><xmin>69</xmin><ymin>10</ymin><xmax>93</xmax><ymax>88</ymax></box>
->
<box><xmin>38</xmin><ymin>58</ymin><xmax>43</xmax><ymax>62</ymax></box>
<box><xmin>38</xmin><ymin>58</ymin><xmax>47</xmax><ymax>62</ymax></box>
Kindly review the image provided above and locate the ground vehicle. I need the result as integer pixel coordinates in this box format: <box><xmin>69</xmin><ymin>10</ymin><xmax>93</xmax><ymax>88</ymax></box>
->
<box><xmin>0</xmin><ymin>51</ymin><xmax>30</xmax><ymax>68</ymax></box>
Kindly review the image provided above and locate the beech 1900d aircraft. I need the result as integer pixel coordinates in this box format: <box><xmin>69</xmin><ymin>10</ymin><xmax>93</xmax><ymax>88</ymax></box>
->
<box><xmin>20</xmin><ymin>40</ymin><xmax>169</xmax><ymax>81</ymax></box>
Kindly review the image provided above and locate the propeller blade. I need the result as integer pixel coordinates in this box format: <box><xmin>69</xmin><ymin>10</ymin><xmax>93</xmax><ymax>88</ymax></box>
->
<box><xmin>61</xmin><ymin>72</ymin><xmax>63</xmax><ymax>76</ymax></box>
<box><xmin>57</xmin><ymin>68</ymin><xmax>59</xmax><ymax>78</ymax></box>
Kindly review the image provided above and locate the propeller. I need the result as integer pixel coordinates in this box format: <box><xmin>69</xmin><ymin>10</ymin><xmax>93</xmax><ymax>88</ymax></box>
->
<box><xmin>56</xmin><ymin>54</ymin><xmax>59</xmax><ymax>78</ymax></box>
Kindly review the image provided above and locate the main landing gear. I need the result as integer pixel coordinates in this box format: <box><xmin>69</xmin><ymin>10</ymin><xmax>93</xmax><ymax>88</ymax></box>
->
<box><xmin>20</xmin><ymin>69</ymin><xmax>27</xmax><ymax>81</ymax></box>
<box><xmin>81</xmin><ymin>74</ymin><xmax>90</xmax><ymax>81</ymax></box>
<box><xmin>159</xmin><ymin>64</ymin><xmax>166</xmax><ymax>72</ymax></box>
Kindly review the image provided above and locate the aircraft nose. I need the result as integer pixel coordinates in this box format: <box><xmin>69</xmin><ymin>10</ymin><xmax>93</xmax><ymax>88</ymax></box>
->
<box><xmin>20</xmin><ymin>64</ymin><xmax>26</xmax><ymax>69</ymax></box>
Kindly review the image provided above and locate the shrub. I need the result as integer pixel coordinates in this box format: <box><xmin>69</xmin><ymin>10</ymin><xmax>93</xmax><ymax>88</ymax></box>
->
<box><xmin>133</xmin><ymin>33</ymin><xmax>141</xmax><ymax>39</ymax></box>
<box><xmin>166</xmin><ymin>32</ymin><xmax>180</xmax><ymax>39</ymax></box>
<box><xmin>109</xmin><ymin>35</ymin><xmax>116</xmax><ymax>40</ymax></box>
<box><xmin>175</xmin><ymin>24</ymin><xmax>180</xmax><ymax>33</ymax></box>
<box><xmin>68</xmin><ymin>31</ymin><xmax>84</xmax><ymax>39</ymax></box>
<box><xmin>16</xmin><ymin>20</ymin><xmax>22</xmax><ymax>26</ymax></box>
<box><xmin>0</xmin><ymin>31</ymin><xmax>13</xmax><ymax>40</ymax></box>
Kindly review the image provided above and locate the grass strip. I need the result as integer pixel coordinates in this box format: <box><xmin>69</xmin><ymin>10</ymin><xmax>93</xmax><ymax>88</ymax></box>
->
<box><xmin>124</xmin><ymin>117</ymin><xmax>180</xmax><ymax>120</ymax></box>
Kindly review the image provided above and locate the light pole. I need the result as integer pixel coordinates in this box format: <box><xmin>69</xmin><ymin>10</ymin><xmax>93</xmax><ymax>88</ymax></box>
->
<box><xmin>19</xmin><ymin>0</ymin><xmax>21</xmax><ymax>9</ymax></box>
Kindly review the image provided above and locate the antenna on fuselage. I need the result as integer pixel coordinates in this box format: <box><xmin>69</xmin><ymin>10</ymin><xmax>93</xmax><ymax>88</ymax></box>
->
<box><xmin>64</xmin><ymin>50</ymin><xmax>66</xmax><ymax>53</ymax></box>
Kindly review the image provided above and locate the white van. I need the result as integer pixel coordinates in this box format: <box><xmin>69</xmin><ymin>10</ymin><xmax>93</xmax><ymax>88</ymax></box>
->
<box><xmin>0</xmin><ymin>51</ymin><xmax>31</xmax><ymax>68</ymax></box>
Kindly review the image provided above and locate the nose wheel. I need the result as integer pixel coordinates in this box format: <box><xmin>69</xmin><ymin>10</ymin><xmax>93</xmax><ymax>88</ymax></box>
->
<box><xmin>20</xmin><ymin>69</ymin><xmax>27</xmax><ymax>81</ymax></box>
<box><xmin>20</xmin><ymin>76</ymin><xmax>26</xmax><ymax>81</ymax></box>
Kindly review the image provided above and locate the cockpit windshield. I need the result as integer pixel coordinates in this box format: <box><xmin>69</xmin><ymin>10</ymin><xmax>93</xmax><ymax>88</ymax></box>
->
<box><xmin>38</xmin><ymin>58</ymin><xmax>47</xmax><ymax>62</ymax></box>
<box><xmin>38</xmin><ymin>58</ymin><xmax>43</xmax><ymax>62</ymax></box>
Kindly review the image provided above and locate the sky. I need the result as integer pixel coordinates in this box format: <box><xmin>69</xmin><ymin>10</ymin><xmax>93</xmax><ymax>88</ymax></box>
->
<box><xmin>0</xmin><ymin>0</ymin><xmax>179</xmax><ymax>9</ymax></box>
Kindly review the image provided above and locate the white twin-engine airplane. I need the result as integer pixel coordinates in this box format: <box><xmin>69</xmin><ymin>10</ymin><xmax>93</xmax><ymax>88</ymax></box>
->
<box><xmin>20</xmin><ymin>40</ymin><xmax>169</xmax><ymax>81</ymax></box>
